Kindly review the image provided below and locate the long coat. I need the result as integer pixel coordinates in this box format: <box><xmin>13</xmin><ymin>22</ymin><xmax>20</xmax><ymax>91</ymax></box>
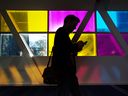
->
<box><xmin>51</xmin><ymin>27</ymin><xmax>78</xmax><ymax>77</ymax></box>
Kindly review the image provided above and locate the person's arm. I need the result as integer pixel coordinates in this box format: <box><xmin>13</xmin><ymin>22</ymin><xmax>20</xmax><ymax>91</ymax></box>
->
<box><xmin>76</xmin><ymin>41</ymin><xmax>87</xmax><ymax>52</ymax></box>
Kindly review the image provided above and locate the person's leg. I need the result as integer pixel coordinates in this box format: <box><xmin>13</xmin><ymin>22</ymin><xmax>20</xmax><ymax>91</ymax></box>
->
<box><xmin>56</xmin><ymin>79</ymin><xmax>70</xmax><ymax>96</ymax></box>
<box><xmin>68</xmin><ymin>75</ymin><xmax>82</xmax><ymax>96</ymax></box>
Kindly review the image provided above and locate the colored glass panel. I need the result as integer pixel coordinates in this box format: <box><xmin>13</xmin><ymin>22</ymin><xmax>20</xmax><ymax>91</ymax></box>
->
<box><xmin>0</xmin><ymin>14</ymin><xmax>10</xmax><ymax>32</ymax></box>
<box><xmin>121</xmin><ymin>33</ymin><xmax>128</xmax><ymax>44</ymax></box>
<box><xmin>49</xmin><ymin>33</ymin><xmax>96</xmax><ymax>56</ymax></box>
<box><xmin>97</xmin><ymin>11</ymin><xmax>128</xmax><ymax>32</ymax></box>
<box><xmin>49</xmin><ymin>11</ymin><xmax>95</xmax><ymax>32</ymax></box>
<box><xmin>96</xmin><ymin>11</ymin><xmax>110</xmax><ymax>32</ymax></box>
<box><xmin>97</xmin><ymin>34</ymin><xmax>125</xmax><ymax>56</ymax></box>
<box><xmin>108</xmin><ymin>11</ymin><xmax>128</xmax><ymax>32</ymax></box>
<box><xmin>77</xmin><ymin>33</ymin><xmax>97</xmax><ymax>56</ymax></box>
<box><xmin>7</xmin><ymin>10</ymin><xmax>48</xmax><ymax>32</ymax></box>
<box><xmin>48</xmin><ymin>33</ymin><xmax>55</xmax><ymax>56</ymax></box>
<box><xmin>0</xmin><ymin>34</ymin><xmax>21</xmax><ymax>56</ymax></box>
<box><xmin>21</xmin><ymin>34</ymin><xmax>47</xmax><ymax>56</ymax></box>
<box><xmin>48</xmin><ymin>33</ymin><xmax>75</xmax><ymax>56</ymax></box>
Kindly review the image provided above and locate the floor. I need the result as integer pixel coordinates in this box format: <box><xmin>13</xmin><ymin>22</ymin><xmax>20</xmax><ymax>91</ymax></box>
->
<box><xmin>0</xmin><ymin>85</ymin><xmax>128</xmax><ymax>96</ymax></box>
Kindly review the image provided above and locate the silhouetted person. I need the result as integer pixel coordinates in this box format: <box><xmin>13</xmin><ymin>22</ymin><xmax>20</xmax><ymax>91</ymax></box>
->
<box><xmin>52</xmin><ymin>15</ymin><xmax>85</xmax><ymax>96</ymax></box>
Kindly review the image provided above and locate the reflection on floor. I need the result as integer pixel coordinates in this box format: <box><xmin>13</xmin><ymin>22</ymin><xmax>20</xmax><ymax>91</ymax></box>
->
<box><xmin>0</xmin><ymin>85</ymin><xmax>128</xmax><ymax>96</ymax></box>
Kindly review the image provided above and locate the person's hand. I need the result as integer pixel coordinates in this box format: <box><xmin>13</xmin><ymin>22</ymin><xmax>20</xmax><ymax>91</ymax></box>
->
<box><xmin>76</xmin><ymin>41</ymin><xmax>85</xmax><ymax>51</ymax></box>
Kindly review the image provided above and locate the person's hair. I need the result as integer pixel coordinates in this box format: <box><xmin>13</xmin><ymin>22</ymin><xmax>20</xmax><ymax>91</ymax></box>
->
<box><xmin>64</xmin><ymin>15</ymin><xmax>80</xmax><ymax>25</ymax></box>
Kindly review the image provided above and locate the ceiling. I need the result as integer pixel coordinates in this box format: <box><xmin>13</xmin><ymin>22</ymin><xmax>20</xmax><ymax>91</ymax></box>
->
<box><xmin>0</xmin><ymin>0</ymin><xmax>128</xmax><ymax>10</ymax></box>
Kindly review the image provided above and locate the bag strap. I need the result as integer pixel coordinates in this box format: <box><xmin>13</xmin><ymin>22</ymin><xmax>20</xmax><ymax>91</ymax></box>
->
<box><xmin>32</xmin><ymin>46</ymin><xmax>54</xmax><ymax>76</ymax></box>
<box><xmin>47</xmin><ymin>46</ymin><xmax>54</xmax><ymax>67</ymax></box>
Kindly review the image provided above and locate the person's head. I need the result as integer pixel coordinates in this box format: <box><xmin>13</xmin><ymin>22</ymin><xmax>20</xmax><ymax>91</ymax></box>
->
<box><xmin>63</xmin><ymin>15</ymin><xmax>80</xmax><ymax>33</ymax></box>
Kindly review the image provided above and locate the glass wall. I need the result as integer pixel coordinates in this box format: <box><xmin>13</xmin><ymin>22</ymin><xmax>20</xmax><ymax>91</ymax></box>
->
<box><xmin>0</xmin><ymin>10</ymin><xmax>128</xmax><ymax>56</ymax></box>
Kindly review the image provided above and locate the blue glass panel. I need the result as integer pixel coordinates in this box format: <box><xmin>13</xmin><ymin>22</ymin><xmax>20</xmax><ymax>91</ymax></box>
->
<box><xmin>0</xmin><ymin>34</ymin><xmax>21</xmax><ymax>56</ymax></box>
<box><xmin>96</xmin><ymin>11</ymin><xmax>110</xmax><ymax>32</ymax></box>
<box><xmin>108</xmin><ymin>11</ymin><xmax>128</xmax><ymax>32</ymax></box>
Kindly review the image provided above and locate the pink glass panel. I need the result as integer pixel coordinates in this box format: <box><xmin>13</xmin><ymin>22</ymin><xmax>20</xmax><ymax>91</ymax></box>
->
<box><xmin>49</xmin><ymin>10</ymin><xmax>95</xmax><ymax>32</ymax></box>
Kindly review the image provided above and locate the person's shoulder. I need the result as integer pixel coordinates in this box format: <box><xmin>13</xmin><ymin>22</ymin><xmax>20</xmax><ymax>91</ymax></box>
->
<box><xmin>56</xmin><ymin>27</ymin><xmax>65</xmax><ymax>34</ymax></box>
<box><xmin>56</xmin><ymin>27</ymin><xmax>65</xmax><ymax>32</ymax></box>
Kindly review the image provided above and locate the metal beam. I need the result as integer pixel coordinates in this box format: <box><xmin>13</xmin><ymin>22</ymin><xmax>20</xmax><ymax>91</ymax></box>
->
<box><xmin>72</xmin><ymin>0</ymin><xmax>96</xmax><ymax>43</ymax></box>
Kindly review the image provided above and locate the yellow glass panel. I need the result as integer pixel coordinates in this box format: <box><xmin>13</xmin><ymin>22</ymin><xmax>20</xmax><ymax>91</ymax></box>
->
<box><xmin>48</xmin><ymin>33</ymin><xmax>75</xmax><ymax>56</ymax></box>
<box><xmin>69</xmin><ymin>33</ymin><xmax>75</xmax><ymax>39</ymax></box>
<box><xmin>0</xmin><ymin>14</ymin><xmax>10</xmax><ymax>32</ymax></box>
<box><xmin>77</xmin><ymin>33</ymin><xmax>97</xmax><ymax>56</ymax></box>
<box><xmin>70</xmin><ymin>33</ymin><xmax>97</xmax><ymax>56</ymax></box>
<box><xmin>7</xmin><ymin>10</ymin><xmax>48</xmax><ymax>32</ymax></box>
<box><xmin>28</xmin><ymin>11</ymin><xmax>47</xmax><ymax>32</ymax></box>
<box><xmin>49</xmin><ymin>33</ymin><xmax>96</xmax><ymax>56</ymax></box>
<box><xmin>49</xmin><ymin>33</ymin><xmax>55</xmax><ymax>56</ymax></box>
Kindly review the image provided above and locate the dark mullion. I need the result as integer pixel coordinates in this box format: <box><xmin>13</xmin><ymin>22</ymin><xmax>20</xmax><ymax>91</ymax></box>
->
<box><xmin>95</xmin><ymin>10</ymin><xmax>98</xmax><ymax>56</ymax></box>
<box><xmin>47</xmin><ymin>10</ymin><xmax>49</xmax><ymax>56</ymax></box>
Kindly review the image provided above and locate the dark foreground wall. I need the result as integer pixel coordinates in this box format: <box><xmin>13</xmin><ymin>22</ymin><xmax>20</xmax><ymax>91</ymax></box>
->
<box><xmin>0</xmin><ymin>56</ymin><xmax>128</xmax><ymax>85</ymax></box>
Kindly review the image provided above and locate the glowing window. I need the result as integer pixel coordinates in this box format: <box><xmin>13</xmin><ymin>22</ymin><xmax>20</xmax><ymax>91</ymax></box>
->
<box><xmin>0</xmin><ymin>34</ymin><xmax>21</xmax><ymax>56</ymax></box>
<box><xmin>48</xmin><ymin>33</ymin><xmax>96</xmax><ymax>56</ymax></box>
<box><xmin>0</xmin><ymin>14</ymin><xmax>10</xmax><ymax>32</ymax></box>
<box><xmin>21</xmin><ymin>34</ymin><xmax>47</xmax><ymax>56</ymax></box>
<box><xmin>7</xmin><ymin>10</ymin><xmax>48</xmax><ymax>32</ymax></box>
<box><xmin>48</xmin><ymin>33</ymin><xmax>55</xmax><ymax>56</ymax></box>
<box><xmin>97</xmin><ymin>11</ymin><xmax>128</xmax><ymax>32</ymax></box>
<box><xmin>48</xmin><ymin>33</ymin><xmax>75</xmax><ymax>56</ymax></box>
<box><xmin>96</xmin><ymin>11</ymin><xmax>110</xmax><ymax>32</ymax></box>
<box><xmin>121</xmin><ymin>33</ymin><xmax>128</xmax><ymax>44</ymax></box>
<box><xmin>49</xmin><ymin>11</ymin><xmax>95</xmax><ymax>32</ymax></box>
<box><xmin>108</xmin><ymin>11</ymin><xmax>128</xmax><ymax>32</ymax></box>
<box><xmin>1</xmin><ymin>10</ymin><xmax>128</xmax><ymax>57</ymax></box>
<box><xmin>77</xmin><ymin>33</ymin><xmax>97</xmax><ymax>56</ymax></box>
<box><xmin>97</xmin><ymin>34</ymin><xmax>125</xmax><ymax>56</ymax></box>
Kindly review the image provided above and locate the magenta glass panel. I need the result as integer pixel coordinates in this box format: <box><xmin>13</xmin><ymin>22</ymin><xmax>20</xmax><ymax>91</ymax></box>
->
<box><xmin>97</xmin><ymin>34</ymin><xmax>125</xmax><ymax>56</ymax></box>
<box><xmin>49</xmin><ymin>11</ymin><xmax>95</xmax><ymax>32</ymax></box>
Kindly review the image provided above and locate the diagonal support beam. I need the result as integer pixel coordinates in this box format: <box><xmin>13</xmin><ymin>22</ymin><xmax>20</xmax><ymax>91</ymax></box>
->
<box><xmin>0</xmin><ymin>10</ymin><xmax>33</xmax><ymax>57</ymax></box>
<box><xmin>72</xmin><ymin>0</ymin><xmax>96</xmax><ymax>43</ymax></box>
<box><xmin>72</xmin><ymin>0</ymin><xmax>128</xmax><ymax>56</ymax></box>
<box><xmin>96</xmin><ymin>0</ymin><xmax>128</xmax><ymax>56</ymax></box>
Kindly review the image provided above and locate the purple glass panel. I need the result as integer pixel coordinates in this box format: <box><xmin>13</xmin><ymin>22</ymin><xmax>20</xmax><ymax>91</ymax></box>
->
<box><xmin>121</xmin><ymin>33</ymin><xmax>128</xmax><ymax>44</ymax></box>
<box><xmin>97</xmin><ymin>34</ymin><xmax>125</xmax><ymax>56</ymax></box>
<box><xmin>49</xmin><ymin>11</ymin><xmax>95</xmax><ymax>32</ymax></box>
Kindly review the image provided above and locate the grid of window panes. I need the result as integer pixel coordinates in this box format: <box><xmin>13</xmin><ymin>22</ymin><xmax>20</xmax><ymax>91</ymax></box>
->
<box><xmin>0</xmin><ymin>10</ymin><xmax>128</xmax><ymax>56</ymax></box>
